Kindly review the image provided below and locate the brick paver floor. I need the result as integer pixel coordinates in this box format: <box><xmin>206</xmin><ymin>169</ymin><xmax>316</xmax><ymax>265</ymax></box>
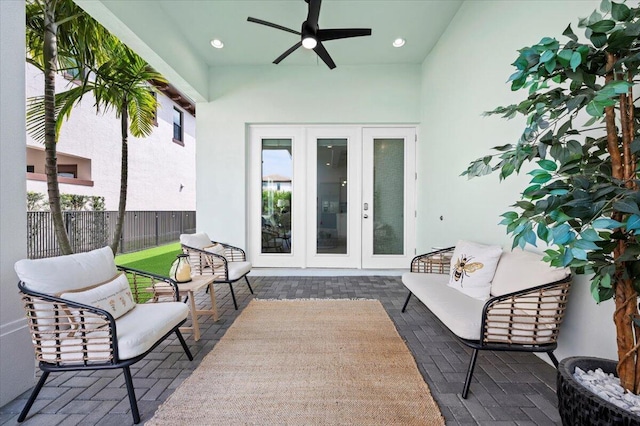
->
<box><xmin>0</xmin><ymin>275</ymin><xmax>561</xmax><ymax>425</ymax></box>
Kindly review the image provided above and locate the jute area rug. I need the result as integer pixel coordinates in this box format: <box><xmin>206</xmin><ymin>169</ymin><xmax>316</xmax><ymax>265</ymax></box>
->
<box><xmin>148</xmin><ymin>299</ymin><xmax>444</xmax><ymax>425</ymax></box>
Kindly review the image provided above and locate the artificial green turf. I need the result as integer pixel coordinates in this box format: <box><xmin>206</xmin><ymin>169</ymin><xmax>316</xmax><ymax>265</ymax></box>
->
<box><xmin>115</xmin><ymin>242</ymin><xmax>182</xmax><ymax>277</ymax></box>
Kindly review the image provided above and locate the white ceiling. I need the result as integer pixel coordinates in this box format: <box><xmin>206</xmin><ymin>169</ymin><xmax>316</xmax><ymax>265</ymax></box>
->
<box><xmin>81</xmin><ymin>0</ymin><xmax>463</xmax><ymax>65</ymax></box>
<box><xmin>76</xmin><ymin>0</ymin><xmax>463</xmax><ymax>99</ymax></box>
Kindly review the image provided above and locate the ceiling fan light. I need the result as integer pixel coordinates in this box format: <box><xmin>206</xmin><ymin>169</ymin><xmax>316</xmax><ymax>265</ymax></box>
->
<box><xmin>393</xmin><ymin>38</ymin><xmax>406</xmax><ymax>48</ymax></box>
<box><xmin>302</xmin><ymin>36</ymin><xmax>317</xmax><ymax>49</ymax></box>
<box><xmin>210</xmin><ymin>39</ymin><xmax>224</xmax><ymax>49</ymax></box>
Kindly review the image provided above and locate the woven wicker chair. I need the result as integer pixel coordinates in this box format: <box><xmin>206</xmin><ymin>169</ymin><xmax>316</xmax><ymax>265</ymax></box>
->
<box><xmin>402</xmin><ymin>247</ymin><xmax>572</xmax><ymax>398</ymax></box>
<box><xmin>15</xmin><ymin>247</ymin><xmax>193</xmax><ymax>424</ymax></box>
<box><xmin>180</xmin><ymin>232</ymin><xmax>253</xmax><ymax>310</ymax></box>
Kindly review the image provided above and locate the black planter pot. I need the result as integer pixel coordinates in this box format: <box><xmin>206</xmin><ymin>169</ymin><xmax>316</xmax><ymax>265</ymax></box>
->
<box><xmin>557</xmin><ymin>356</ymin><xmax>640</xmax><ymax>426</ymax></box>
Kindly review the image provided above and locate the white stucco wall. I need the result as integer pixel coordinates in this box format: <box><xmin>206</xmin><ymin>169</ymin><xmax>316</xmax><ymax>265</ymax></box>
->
<box><xmin>25</xmin><ymin>64</ymin><xmax>196</xmax><ymax>211</ymax></box>
<box><xmin>197</xmin><ymin>64</ymin><xmax>421</xmax><ymax>247</ymax></box>
<box><xmin>419</xmin><ymin>0</ymin><xmax>617</xmax><ymax>362</ymax></box>
<box><xmin>0</xmin><ymin>0</ymin><xmax>35</xmax><ymax>406</ymax></box>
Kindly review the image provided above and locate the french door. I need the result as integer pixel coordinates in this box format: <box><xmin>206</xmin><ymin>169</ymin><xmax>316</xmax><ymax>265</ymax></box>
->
<box><xmin>248</xmin><ymin>125</ymin><xmax>416</xmax><ymax>269</ymax></box>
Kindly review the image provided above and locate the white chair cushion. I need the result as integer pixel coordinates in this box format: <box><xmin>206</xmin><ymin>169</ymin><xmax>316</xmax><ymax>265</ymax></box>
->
<box><xmin>60</xmin><ymin>273</ymin><xmax>136</xmax><ymax>325</ymax></box>
<box><xmin>448</xmin><ymin>240</ymin><xmax>502</xmax><ymax>300</ymax></box>
<box><xmin>227</xmin><ymin>261</ymin><xmax>252</xmax><ymax>281</ymax></box>
<box><xmin>38</xmin><ymin>301</ymin><xmax>188</xmax><ymax>363</ymax></box>
<box><xmin>402</xmin><ymin>272</ymin><xmax>485</xmax><ymax>340</ymax></box>
<box><xmin>180</xmin><ymin>232</ymin><xmax>212</xmax><ymax>250</ymax></box>
<box><xmin>491</xmin><ymin>249</ymin><xmax>570</xmax><ymax>296</ymax></box>
<box><xmin>15</xmin><ymin>246</ymin><xmax>117</xmax><ymax>294</ymax></box>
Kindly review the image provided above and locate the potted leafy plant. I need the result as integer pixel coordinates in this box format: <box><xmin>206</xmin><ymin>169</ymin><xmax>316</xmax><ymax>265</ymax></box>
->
<box><xmin>464</xmin><ymin>0</ymin><xmax>639</xmax><ymax>422</ymax></box>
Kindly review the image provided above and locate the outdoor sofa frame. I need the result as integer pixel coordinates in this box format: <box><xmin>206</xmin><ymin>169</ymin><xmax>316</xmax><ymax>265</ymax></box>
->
<box><xmin>402</xmin><ymin>247</ymin><xmax>572</xmax><ymax>398</ymax></box>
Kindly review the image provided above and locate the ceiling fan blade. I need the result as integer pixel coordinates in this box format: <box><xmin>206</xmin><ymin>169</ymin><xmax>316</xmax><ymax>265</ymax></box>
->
<box><xmin>306</xmin><ymin>0</ymin><xmax>322</xmax><ymax>29</ymax></box>
<box><xmin>317</xmin><ymin>28</ymin><xmax>372</xmax><ymax>41</ymax></box>
<box><xmin>247</xmin><ymin>17</ymin><xmax>301</xmax><ymax>36</ymax></box>
<box><xmin>274</xmin><ymin>41</ymin><xmax>303</xmax><ymax>64</ymax></box>
<box><xmin>313</xmin><ymin>41</ymin><xmax>336</xmax><ymax>70</ymax></box>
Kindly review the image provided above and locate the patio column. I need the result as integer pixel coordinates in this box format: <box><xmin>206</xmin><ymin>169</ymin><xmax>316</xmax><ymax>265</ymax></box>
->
<box><xmin>0</xmin><ymin>0</ymin><xmax>34</xmax><ymax>406</ymax></box>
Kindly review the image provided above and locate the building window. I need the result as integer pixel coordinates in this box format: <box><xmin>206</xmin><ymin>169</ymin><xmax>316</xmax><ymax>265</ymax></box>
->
<box><xmin>27</xmin><ymin>165</ymin><xmax>35</xmax><ymax>173</ymax></box>
<box><xmin>150</xmin><ymin>90</ymin><xmax>158</xmax><ymax>126</ymax></box>
<box><xmin>173</xmin><ymin>107</ymin><xmax>184</xmax><ymax>145</ymax></box>
<box><xmin>57</xmin><ymin>164</ymin><xmax>77</xmax><ymax>178</ymax></box>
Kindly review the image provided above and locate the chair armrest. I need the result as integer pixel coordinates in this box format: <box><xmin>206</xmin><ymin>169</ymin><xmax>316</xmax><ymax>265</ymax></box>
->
<box><xmin>18</xmin><ymin>281</ymin><xmax>120</xmax><ymax>365</ymax></box>
<box><xmin>410</xmin><ymin>247</ymin><xmax>454</xmax><ymax>274</ymax></box>
<box><xmin>117</xmin><ymin>265</ymin><xmax>181</xmax><ymax>303</ymax></box>
<box><xmin>182</xmin><ymin>244</ymin><xmax>229</xmax><ymax>281</ymax></box>
<box><xmin>211</xmin><ymin>240</ymin><xmax>247</xmax><ymax>261</ymax></box>
<box><xmin>480</xmin><ymin>276</ymin><xmax>572</xmax><ymax>347</ymax></box>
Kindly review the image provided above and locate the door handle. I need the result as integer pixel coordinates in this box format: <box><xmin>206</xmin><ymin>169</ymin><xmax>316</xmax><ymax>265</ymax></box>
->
<box><xmin>363</xmin><ymin>214</ymin><xmax>369</xmax><ymax>219</ymax></box>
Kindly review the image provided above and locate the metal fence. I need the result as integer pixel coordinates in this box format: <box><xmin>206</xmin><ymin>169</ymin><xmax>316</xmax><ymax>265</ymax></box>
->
<box><xmin>27</xmin><ymin>211</ymin><xmax>196</xmax><ymax>259</ymax></box>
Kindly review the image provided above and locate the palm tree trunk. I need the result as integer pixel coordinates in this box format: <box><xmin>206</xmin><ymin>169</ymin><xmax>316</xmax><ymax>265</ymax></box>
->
<box><xmin>43</xmin><ymin>0</ymin><xmax>73</xmax><ymax>255</ymax></box>
<box><xmin>110</xmin><ymin>101</ymin><xmax>128</xmax><ymax>255</ymax></box>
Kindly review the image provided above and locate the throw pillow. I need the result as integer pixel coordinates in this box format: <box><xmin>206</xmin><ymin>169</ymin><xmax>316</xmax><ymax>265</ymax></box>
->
<box><xmin>61</xmin><ymin>273</ymin><xmax>136</xmax><ymax>327</ymax></box>
<box><xmin>448</xmin><ymin>240</ymin><xmax>502</xmax><ymax>300</ymax></box>
<box><xmin>204</xmin><ymin>243</ymin><xmax>227</xmax><ymax>259</ymax></box>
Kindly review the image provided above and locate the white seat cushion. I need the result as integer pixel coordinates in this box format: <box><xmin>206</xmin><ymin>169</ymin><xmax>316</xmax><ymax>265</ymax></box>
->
<box><xmin>226</xmin><ymin>261</ymin><xmax>252</xmax><ymax>281</ymax></box>
<box><xmin>38</xmin><ymin>302</ymin><xmax>189</xmax><ymax>363</ymax></box>
<box><xmin>15</xmin><ymin>246</ymin><xmax>117</xmax><ymax>294</ymax></box>
<box><xmin>402</xmin><ymin>272</ymin><xmax>485</xmax><ymax>340</ymax></box>
<box><xmin>180</xmin><ymin>232</ymin><xmax>212</xmax><ymax>250</ymax></box>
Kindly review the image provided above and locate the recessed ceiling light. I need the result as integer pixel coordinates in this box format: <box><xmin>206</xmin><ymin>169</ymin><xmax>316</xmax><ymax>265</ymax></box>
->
<box><xmin>393</xmin><ymin>38</ymin><xmax>406</xmax><ymax>48</ymax></box>
<box><xmin>326</xmin><ymin>163</ymin><xmax>331</xmax><ymax>166</ymax></box>
<box><xmin>210</xmin><ymin>39</ymin><xmax>224</xmax><ymax>49</ymax></box>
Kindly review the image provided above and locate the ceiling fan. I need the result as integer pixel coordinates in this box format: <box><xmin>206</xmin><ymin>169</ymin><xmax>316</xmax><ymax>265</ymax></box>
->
<box><xmin>247</xmin><ymin>0</ymin><xmax>372</xmax><ymax>70</ymax></box>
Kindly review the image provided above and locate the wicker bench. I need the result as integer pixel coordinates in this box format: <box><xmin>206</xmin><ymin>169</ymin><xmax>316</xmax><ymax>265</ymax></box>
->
<box><xmin>402</xmin><ymin>246</ymin><xmax>572</xmax><ymax>398</ymax></box>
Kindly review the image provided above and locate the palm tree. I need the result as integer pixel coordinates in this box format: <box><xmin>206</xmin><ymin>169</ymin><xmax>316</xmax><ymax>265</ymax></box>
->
<box><xmin>26</xmin><ymin>0</ymin><xmax>109</xmax><ymax>255</ymax></box>
<box><xmin>91</xmin><ymin>40</ymin><xmax>165</xmax><ymax>254</ymax></box>
<box><xmin>27</xmin><ymin>1</ymin><xmax>165</xmax><ymax>255</ymax></box>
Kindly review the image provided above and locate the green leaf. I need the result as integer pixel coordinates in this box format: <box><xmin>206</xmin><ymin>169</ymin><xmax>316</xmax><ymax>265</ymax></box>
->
<box><xmin>537</xmin><ymin>159</ymin><xmax>557</xmax><ymax>171</ymax></box>
<box><xmin>586</xmin><ymin>100</ymin><xmax>604</xmax><ymax>117</ymax></box>
<box><xmin>588</xmin><ymin>19</ymin><xmax>616</xmax><ymax>33</ymax></box>
<box><xmin>574</xmin><ymin>239</ymin><xmax>600</xmax><ymax>250</ymax></box>
<box><xmin>563</xmin><ymin>24</ymin><xmax>578</xmax><ymax>41</ymax></box>
<box><xmin>501</xmin><ymin>162</ymin><xmax>516</xmax><ymax>179</ymax></box>
<box><xmin>593</xmin><ymin>218</ymin><xmax>623</xmax><ymax>229</ymax></box>
<box><xmin>539</xmin><ymin>50</ymin><xmax>555</xmax><ymax>63</ymax></box>
<box><xmin>557</xmin><ymin>49</ymin><xmax>574</xmax><ymax>65</ymax></box>
<box><xmin>537</xmin><ymin>224</ymin><xmax>549</xmax><ymax>241</ymax></box>
<box><xmin>580</xmin><ymin>228</ymin><xmax>602</xmax><ymax>241</ymax></box>
<box><xmin>530</xmin><ymin>172</ymin><xmax>552</xmax><ymax>184</ymax></box>
<box><xmin>570</xmin><ymin>51</ymin><xmax>582</xmax><ymax>71</ymax></box>
<box><xmin>601</xmin><ymin>274</ymin><xmax>612</xmax><ymax>288</ymax></box>
<box><xmin>611</xmin><ymin>1</ymin><xmax>631</xmax><ymax>21</ymax></box>
<box><xmin>544</xmin><ymin>58</ymin><xmax>557</xmax><ymax>74</ymax></box>
<box><xmin>590</xmin><ymin>32</ymin><xmax>609</xmax><ymax>48</ymax></box>
<box><xmin>626</xmin><ymin>214</ymin><xmax>640</xmax><ymax>231</ymax></box>
<box><xmin>515</xmin><ymin>201</ymin><xmax>535</xmax><ymax>210</ymax></box>
<box><xmin>501</xmin><ymin>211</ymin><xmax>519</xmax><ymax>221</ymax></box>
<box><xmin>613</xmin><ymin>200</ymin><xmax>640</xmax><ymax>215</ymax></box>
<box><xmin>571</xmin><ymin>247</ymin><xmax>588</xmax><ymax>260</ymax></box>
<box><xmin>600</xmin><ymin>0</ymin><xmax>611</xmax><ymax>13</ymax></box>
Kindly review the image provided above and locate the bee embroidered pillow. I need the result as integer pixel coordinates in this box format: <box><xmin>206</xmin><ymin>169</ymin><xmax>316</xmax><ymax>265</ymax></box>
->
<box><xmin>448</xmin><ymin>240</ymin><xmax>502</xmax><ymax>300</ymax></box>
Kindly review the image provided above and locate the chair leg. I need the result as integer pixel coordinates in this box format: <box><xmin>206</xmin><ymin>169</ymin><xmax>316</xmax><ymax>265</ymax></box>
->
<box><xmin>229</xmin><ymin>283</ymin><xmax>238</xmax><ymax>310</ymax></box>
<box><xmin>401</xmin><ymin>292</ymin><xmax>412</xmax><ymax>312</ymax></box>
<box><xmin>17</xmin><ymin>371</ymin><xmax>49</xmax><ymax>422</ymax></box>
<box><xmin>123</xmin><ymin>366</ymin><xmax>141</xmax><ymax>424</ymax></box>
<box><xmin>245</xmin><ymin>276</ymin><xmax>254</xmax><ymax>294</ymax></box>
<box><xmin>462</xmin><ymin>349</ymin><xmax>479</xmax><ymax>399</ymax></box>
<box><xmin>548</xmin><ymin>351</ymin><xmax>559</xmax><ymax>368</ymax></box>
<box><xmin>175</xmin><ymin>329</ymin><xmax>193</xmax><ymax>361</ymax></box>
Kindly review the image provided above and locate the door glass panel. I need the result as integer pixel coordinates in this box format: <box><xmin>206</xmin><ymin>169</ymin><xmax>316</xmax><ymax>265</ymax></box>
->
<box><xmin>317</xmin><ymin>139</ymin><xmax>348</xmax><ymax>254</ymax></box>
<box><xmin>373</xmin><ymin>139</ymin><xmax>404</xmax><ymax>254</ymax></box>
<box><xmin>261</xmin><ymin>139</ymin><xmax>292</xmax><ymax>253</ymax></box>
